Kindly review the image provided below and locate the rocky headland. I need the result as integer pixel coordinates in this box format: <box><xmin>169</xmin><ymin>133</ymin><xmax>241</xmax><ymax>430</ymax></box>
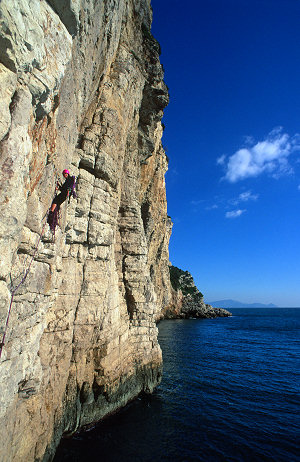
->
<box><xmin>0</xmin><ymin>1</ymin><xmax>228</xmax><ymax>460</ymax></box>
<box><xmin>162</xmin><ymin>266</ymin><xmax>231</xmax><ymax>319</ymax></box>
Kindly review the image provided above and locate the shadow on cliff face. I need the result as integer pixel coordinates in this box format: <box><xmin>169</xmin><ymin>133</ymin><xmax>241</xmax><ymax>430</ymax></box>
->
<box><xmin>53</xmin><ymin>392</ymin><xmax>165</xmax><ymax>462</ymax></box>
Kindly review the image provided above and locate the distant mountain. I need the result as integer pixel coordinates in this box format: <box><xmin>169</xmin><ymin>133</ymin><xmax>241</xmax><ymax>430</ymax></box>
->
<box><xmin>207</xmin><ymin>299</ymin><xmax>277</xmax><ymax>308</ymax></box>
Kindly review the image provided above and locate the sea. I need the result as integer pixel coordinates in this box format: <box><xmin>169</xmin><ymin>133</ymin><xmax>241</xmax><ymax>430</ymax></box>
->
<box><xmin>54</xmin><ymin>308</ymin><xmax>300</xmax><ymax>462</ymax></box>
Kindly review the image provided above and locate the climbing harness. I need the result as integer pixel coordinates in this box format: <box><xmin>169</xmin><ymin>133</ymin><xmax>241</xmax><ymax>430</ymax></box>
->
<box><xmin>0</xmin><ymin>170</ymin><xmax>77</xmax><ymax>360</ymax></box>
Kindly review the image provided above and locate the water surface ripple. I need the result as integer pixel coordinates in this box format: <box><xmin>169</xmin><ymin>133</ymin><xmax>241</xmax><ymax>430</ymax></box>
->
<box><xmin>54</xmin><ymin>308</ymin><xmax>300</xmax><ymax>461</ymax></box>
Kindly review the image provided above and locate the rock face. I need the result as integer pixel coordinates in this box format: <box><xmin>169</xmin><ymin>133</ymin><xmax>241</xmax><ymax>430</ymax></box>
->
<box><xmin>0</xmin><ymin>1</ymin><xmax>172</xmax><ymax>460</ymax></box>
<box><xmin>162</xmin><ymin>266</ymin><xmax>232</xmax><ymax>319</ymax></box>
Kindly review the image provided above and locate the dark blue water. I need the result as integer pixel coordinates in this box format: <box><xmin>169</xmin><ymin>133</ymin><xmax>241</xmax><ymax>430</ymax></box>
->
<box><xmin>54</xmin><ymin>308</ymin><xmax>300</xmax><ymax>461</ymax></box>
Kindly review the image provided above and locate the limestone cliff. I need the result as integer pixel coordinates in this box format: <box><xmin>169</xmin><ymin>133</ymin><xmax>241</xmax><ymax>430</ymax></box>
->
<box><xmin>0</xmin><ymin>1</ymin><xmax>172</xmax><ymax>460</ymax></box>
<box><xmin>162</xmin><ymin>266</ymin><xmax>232</xmax><ymax>319</ymax></box>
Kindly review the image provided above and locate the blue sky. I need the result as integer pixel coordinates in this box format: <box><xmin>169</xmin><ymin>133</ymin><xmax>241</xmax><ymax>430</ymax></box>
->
<box><xmin>151</xmin><ymin>0</ymin><xmax>300</xmax><ymax>306</ymax></box>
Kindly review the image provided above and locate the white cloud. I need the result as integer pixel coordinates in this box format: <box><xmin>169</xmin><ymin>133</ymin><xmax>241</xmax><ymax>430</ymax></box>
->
<box><xmin>238</xmin><ymin>191</ymin><xmax>259</xmax><ymax>202</ymax></box>
<box><xmin>230</xmin><ymin>190</ymin><xmax>259</xmax><ymax>206</ymax></box>
<box><xmin>298</xmin><ymin>185</ymin><xmax>300</xmax><ymax>191</ymax></box>
<box><xmin>225</xmin><ymin>209</ymin><xmax>246</xmax><ymax>218</ymax></box>
<box><xmin>205</xmin><ymin>204</ymin><xmax>218</xmax><ymax>210</ymax></box>
<box><xmin>216</xmin><ymin>154</ymin><xmax>226</xmax><ymax>165</ymax></box>
<box><xmin>222</xmin><ymin>128</ymin><xmax>300</xmax><ymax>182</ymax></box>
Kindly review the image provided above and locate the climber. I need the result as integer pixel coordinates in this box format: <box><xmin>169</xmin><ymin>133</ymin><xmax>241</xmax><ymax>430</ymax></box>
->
<box><xmin>47</xmin><ymin>169</ymin><xmax>76</xmax><ymax>233</ymax></box>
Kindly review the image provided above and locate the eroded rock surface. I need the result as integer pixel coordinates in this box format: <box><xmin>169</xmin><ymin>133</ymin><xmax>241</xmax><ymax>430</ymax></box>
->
<box><xmin>0</xmin><ymin>1</ymin><xmax>172</xmax><ymax>460</ymax></box>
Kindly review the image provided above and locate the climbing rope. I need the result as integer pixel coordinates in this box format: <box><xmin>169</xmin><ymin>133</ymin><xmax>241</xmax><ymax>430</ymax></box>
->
<box><xmin>0</xmin><ymin>172</ymin><xmax>60</xmax><ymax>361</ymax></box>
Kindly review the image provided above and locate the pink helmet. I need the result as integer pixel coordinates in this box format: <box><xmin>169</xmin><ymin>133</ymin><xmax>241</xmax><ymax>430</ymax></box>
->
<box><xmin>62</xmin><ymin>169</ymin><xmax>69</xmax><ymax>175</ymax></box>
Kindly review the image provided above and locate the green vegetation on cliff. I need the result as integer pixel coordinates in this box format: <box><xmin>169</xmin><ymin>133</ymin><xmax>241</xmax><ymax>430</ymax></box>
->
<box><xmin>169</xmin><ymin>265</ymin><xmax>203</xmax><ymax>298</ymax></box>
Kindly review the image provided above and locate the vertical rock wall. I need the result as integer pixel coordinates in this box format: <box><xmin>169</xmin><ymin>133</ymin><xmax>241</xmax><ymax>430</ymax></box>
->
<box><xmin>0</xmin><ymin>1</ymin><xmax>172</xmax><ymax>460</ymax></box>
